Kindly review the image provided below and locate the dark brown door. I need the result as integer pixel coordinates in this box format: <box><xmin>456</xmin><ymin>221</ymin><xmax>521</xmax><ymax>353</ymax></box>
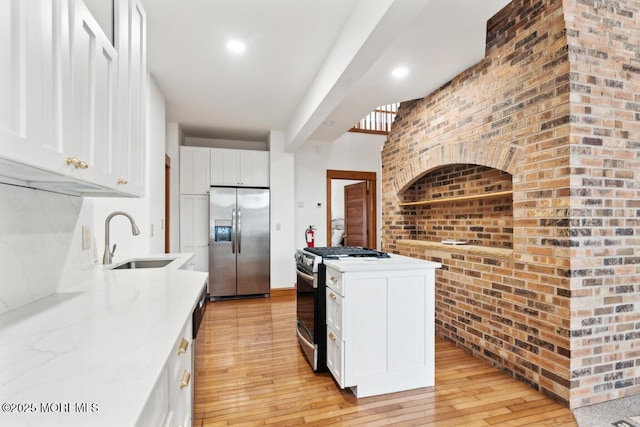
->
<box><xmin>344</xmin><ymin>181</ymin><xmax>368</xmax><ymax>247</ymax></box>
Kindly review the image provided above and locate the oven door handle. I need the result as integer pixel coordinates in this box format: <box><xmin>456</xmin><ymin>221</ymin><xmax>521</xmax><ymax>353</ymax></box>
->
<box><xmin>296</xmin><ymin>267</ymin><xmax>315</xmax><ymax>284</ymax></box>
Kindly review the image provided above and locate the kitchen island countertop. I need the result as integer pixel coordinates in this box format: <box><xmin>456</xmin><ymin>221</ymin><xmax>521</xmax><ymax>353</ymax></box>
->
<box><xmin>0</xmin><ymin>253</ymin><xmax>207</xmax><ymax>427</ymax></box>
<box><xmin>323</xmin><ymin>253</ymin><xmax>441</xmax><ymax>272</ymax></box>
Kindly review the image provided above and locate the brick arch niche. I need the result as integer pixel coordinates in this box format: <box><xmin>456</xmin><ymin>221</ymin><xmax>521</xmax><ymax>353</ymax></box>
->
<box><xmin>392</xmin><ymin>141</ymin><xmax>523</xmax><ymax>195</ymax></box>
<box><xmin>397</xmin><ymin>162</ymin><xmax>515</xmax><ymax>249</ymax></box>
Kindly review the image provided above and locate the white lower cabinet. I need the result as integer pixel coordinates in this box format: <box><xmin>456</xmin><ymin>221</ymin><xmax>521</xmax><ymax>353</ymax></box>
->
<box><xmin>325</xmin><ymin>285</ymin><xmax>344</xmax><ymax>385</ymax></box>
<box><xmin>325</xmin><ymin>264</ymin><xmax>436</xmax><ymax>398</ymax></box>
<box><xmin>137</xmin><ymin>318</ymin><xmax>193</xmax><ymax>427</ymax></box>
<box><xmin>326</xmin><ymin>326</ymin><xmax>344</xmax><ymax>387</ymax></box>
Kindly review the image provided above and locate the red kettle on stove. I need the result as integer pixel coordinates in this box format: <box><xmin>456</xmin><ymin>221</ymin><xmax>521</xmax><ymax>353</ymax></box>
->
<box><xmin>305</xmin><ymin>225</ymin><xmax>315</xmax><ymax>248</ymax></box>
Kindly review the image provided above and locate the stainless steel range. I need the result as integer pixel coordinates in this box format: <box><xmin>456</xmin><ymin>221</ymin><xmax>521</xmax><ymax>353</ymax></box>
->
<box><xmin>295</xmin><ymin>246</ymin><xmax>390</xmax><ymax>372</ymax></box>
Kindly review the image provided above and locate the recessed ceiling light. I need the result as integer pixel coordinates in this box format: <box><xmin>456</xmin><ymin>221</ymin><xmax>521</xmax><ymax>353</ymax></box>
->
<box><xmin>392</xmin><ymin>67</ymin><xmax>409</xmax><ymax>79</ymax></box>
<box><xmin>226</xmin><ymin>40</ymin><xmax>246</xmax><ymax>54</ymax></box>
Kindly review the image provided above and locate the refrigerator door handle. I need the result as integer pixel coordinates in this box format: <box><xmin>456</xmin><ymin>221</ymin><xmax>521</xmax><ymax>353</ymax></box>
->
<box><xmin>237</xmin><ymin>209</ymin><xmax>242</xmax><ymax>254</ymax></box>
<box><xmin>231</xmin><ymin>208</ymin><xmax>236</xmax><ymax>254</ymax></box>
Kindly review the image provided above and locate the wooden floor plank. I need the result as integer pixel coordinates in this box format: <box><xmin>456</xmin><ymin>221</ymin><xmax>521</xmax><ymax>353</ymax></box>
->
<box><xmin>194</xmin><ymin>292</ymin><xmax>577</xmax><ymax>426</ymax></box>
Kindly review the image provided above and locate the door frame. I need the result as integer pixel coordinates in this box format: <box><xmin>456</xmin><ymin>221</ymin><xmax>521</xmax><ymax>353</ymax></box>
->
<box><xmin>326</xmin><ymin>169</ymin><xmax>377</xmax><ymax>248</ymax></box>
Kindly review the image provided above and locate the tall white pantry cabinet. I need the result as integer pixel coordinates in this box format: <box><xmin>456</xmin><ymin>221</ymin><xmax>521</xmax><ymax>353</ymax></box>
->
<box><xmin>180</xmin><ymin>147</ymin><xmax>211</xmax><ymax>272</ymax></box>
<box><xmin>0</xmin><ymin>0</ymin><xmax>147</xmax><ymax>197</ymax></box>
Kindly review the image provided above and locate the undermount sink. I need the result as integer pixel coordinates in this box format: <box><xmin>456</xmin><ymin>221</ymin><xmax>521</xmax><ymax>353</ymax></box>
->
<box><xmin>112</xmin><ymin>259</ymin><xmax>175</xmax><ymax>269</ymax></box>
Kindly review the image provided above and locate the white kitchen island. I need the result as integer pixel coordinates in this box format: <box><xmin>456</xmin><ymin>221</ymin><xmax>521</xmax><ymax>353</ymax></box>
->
<box><xmin>323</xmin><ymin>254</ymin><xmax>441</xmax><ymax>398</ymax></box>
<box><xmin>0</xmin><ymin>253</ymin><xmax>207</xmax><ymax>427</ymax></box>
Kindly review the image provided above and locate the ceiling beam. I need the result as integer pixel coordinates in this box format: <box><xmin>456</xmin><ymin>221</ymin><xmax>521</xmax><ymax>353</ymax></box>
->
<box><xmin>283</xmin><ymin>0</ymin><xmax>431</xmax><ymax>153</ymax></box>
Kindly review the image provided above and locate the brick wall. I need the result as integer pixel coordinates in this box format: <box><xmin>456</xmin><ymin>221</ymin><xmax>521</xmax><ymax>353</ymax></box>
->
<box><xmin>564</xmin><ymin>0</ymin><xmax>640</xmax><ymax>407</ymax></box>
<box><xmin>381</xmin><ymin>0</ymin><xmax>640</xmax><ymax>408</ymax></box>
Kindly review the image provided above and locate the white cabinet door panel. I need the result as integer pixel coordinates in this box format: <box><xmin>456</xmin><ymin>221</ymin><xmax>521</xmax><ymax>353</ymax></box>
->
<box><xmin>0</xmin><ymin>0</ymin><xmax>27</xmax><ymax>145</ymax></box>
<box><xmin>0</xmin><ymin>0</ymin><xmax>71</xmax><ymax>171</ymax></box>
<box><xmin>72</xmin><ymin>1</ymin><xmax>118</xmax><ymax>186</ymax></box>
<box><xmin>326</xmin><ymin>327</ymin><xmax>344</xmax><ymax>388</ymax></box>
<box><xmin>180</xmin><ymin>146</ymin><xmax>210</xmax><ymax>194</ymax></box>
<box><xmin>326</xmin><ymin>287</ymin><xmax>344</xmax><ymax>339</ymax></box>
<box><xmin>239</xmin><ymin>150</ymin><xmax>269</xmax><ymax>186</ymax></box>
<box><xmin>180</xmin><ymin>196</ymin><xmax>195</xmax><ymax>248</ymax></box>
<box><xmin>180</xmin><ymin>195</ymin><xmax>209</xmax><ymax>272</ymax></box>
<box><xmin>113</xmin><ymin>0</ymin><xmax>146</xmax><ymax>196</ymax></box>
<box><xmin>345</xmin><ymin>277</ymin><xmax>387</xmax><ymax>381</ymax></box>
<box><xmin>210</xmin><ymin>148</ymin><xmax>239</xmax><ymax>186</ymax></box>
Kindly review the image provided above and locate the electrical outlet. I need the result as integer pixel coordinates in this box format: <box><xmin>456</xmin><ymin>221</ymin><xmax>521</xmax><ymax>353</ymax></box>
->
<box><xmin>82</xmin><ymin>226</ymin><xmax>91</xmax><ymax>250</ymax></box>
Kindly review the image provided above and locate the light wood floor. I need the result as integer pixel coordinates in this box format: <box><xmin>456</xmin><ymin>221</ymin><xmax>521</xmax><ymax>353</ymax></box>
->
<box><xmin>194</xmin><ymin>290</ymin><xmax>577</xmax><ymax>426</ymax></box>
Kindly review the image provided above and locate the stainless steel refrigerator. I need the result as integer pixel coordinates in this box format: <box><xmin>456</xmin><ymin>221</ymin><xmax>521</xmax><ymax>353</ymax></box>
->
<box><xmin>208</xmin><ymin>187</ymin><xmax>270</xmax><ymax>299</ymax></box>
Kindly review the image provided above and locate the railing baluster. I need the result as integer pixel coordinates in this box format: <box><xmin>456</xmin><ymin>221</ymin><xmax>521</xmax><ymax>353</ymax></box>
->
<box><xmin>349</xmin><ymin>103</ymin><xmax>398</xmax><ymax>135</ymax></box>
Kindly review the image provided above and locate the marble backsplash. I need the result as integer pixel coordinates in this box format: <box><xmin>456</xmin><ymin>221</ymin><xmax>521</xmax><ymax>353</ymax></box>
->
<box><xmin>0</xmin><ymin>184</ymin><xmax>95</xmax><ymax>315</ymax></box>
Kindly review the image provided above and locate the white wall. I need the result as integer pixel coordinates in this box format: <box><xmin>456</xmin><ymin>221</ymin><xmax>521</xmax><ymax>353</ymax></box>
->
<box><xmin>294</xmin><ymin>132</ymin><xmax>386</xmax><ymax>249</ymax></box>
<box><xmin>268</xmin><ymin>131</ymin><xmax>296</xmax><ymax>289</ymax></box>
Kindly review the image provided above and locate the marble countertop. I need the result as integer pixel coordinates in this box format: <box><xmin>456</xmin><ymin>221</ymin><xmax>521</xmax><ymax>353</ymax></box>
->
<box><xmin>0</xmin><ymin>253</ymin><xmax>208</xmax><ymax>426</ymax></box>
<box><xmin>324</xmin><ymin>253</ymin><xmax>441</xmax><ymax>272</ymax></box>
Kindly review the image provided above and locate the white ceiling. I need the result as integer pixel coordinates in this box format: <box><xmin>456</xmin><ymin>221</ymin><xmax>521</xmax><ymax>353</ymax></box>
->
<box><xmin>145</xmin><ymin>0</ymin><xmax>511</xmax><ymax>151</ymax></box>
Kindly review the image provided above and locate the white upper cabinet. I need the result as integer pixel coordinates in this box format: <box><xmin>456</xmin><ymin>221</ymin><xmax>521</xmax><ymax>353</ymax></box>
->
<box><xmin>239</xmin><ymin>150</ymin><xmax>269</xmax><ymax>187</ymax></box>
<box><xmin>113</xmin><ymin>0</ymin><xmax>146</xmax><ymax>197</ymax></box>
<box><xmin>0</xmin><ymin>0</ymin><xmax>146</xmax><ymax>197</ymax></box>
<box><xmin>180</xmin><ymin>146</ymin><xmax>210</xmax><ymax>194</ymax></box>
<box><xmin>209</xmin><ymin>148</ymin><xmax>238</xmax><ymax>186</ymax></box>
<box><xmin>70</xmin><ymin>1</ymin><xmax>119</xmax><ymax>188</ymax></box>
<box><xmin>210</xmin><ymin>148</ymin><xmax>269</xmax><ymax>187</ymax></box>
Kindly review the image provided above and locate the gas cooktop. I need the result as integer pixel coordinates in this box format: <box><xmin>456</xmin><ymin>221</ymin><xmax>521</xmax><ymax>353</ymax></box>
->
<box><xmin>304</xmin><ymin>246</ymin><xmax>390</xmax><ymax>259</ymax></box>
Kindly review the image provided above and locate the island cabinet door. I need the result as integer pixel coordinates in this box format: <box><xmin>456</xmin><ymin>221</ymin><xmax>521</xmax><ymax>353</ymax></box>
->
<box><xmin>326</xmin><ymin>326</ymin><xmax>344</xmax><ymax>387</ymax></box>
<box><xmin>325</xmin><ymin>267</ymin><xmax>344</xmax><ymax>295</ymax></box>
<box><xmin>341</xmin><ymin>269</ymin><xmax>436</xmax><ymax>397</ymax></box>
<box><xmin>326</xmin><ymin>287</ymin><xmax>344</xmax><ymax>338</ymax></box>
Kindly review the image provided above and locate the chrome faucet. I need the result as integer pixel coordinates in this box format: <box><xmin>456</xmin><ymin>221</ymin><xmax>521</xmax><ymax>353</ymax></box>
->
<box><xmin>103</xmin><ymin>211</ymin><xmax>141</xmax><ymax>264</ymax></box>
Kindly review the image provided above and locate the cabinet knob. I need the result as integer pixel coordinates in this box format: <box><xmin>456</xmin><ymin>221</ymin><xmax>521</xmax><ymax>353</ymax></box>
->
<box><xmin>328</xmin><ymin>332</ymin><xmax>336</xmax><ymax>342</ymax></box>
<box><xmin>66</xmin><ymin>157</ymin><xmax>89</xmax><ymax>169</ymax></box>
<box><xmin>178</xmin><ymin>337</ymin><xmax>189</xmax><ymax>355</ymax></box>
<box><xmin>329</xmin><ymin>293</ymin><xmax>336</xmax><ymax>300</ymax></box>
<box><xmin>180</xmin><ymin>370</ymin><xmax>191</xmax><ymax>388</ymax></box>
<box><xmin>117</xmin><ymin>178</ymin><xmax>128</xmax><ymax>185</ymax></box>
<box><xmin>330</xmin><ymin>276</ymin><xmax>338</xmax><ymax>283</ymax></box>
